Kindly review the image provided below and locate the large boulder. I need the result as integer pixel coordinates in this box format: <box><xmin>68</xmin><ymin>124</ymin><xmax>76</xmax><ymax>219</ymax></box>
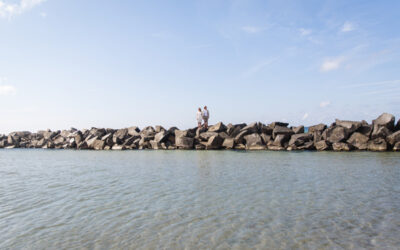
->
<box><xmin>199</xmin><ymin>132</ymin><xmax>218</xmax><ymax>141</ymax></box>
<box><xmin>308</xmin><ymin>124</ymin><xmax>327</xmax><ymax>133</ymax></box>
<box><xmin>268</xmin><ymin>122</ymin><xmax>289</xmax><ymax>129</ymax></box>
<box><xmin>335</xmin><ymin>119</ymin><xmax>362</xmax><ymax>134</ymax></box>
<box><xmin>101</xmin><ymin>133</ymin><xmax>114</xmax><ymax>147</ymax></box>
<box><xmin>260</xmin><ymin>133</ymin><xmax>271</xmax><ymax>145</ymax></box>
<box><xmin>292</xmin><ymin>126</ymin><xmax>304</xmax><ymax>134</ymax></box>
<box><xmin>241</xmin><ymin>122</ymin><xmax>260</xmax><ymax>134</ymax></box>
<box><xmin>234</xmin><ymin>130</ymin><xmax>251</xmax><ymax>144</ymax></box>
<box><xmin>315</xmin><ymin>140</ymin><xmax>330</xmax><ymax>151</ymax></box>
<box><xmin>128</xmin><ymin>126</ymin><xmax>140</xmax><ymax>136</ymax></box>
<box><xmin>244</xmin><ymin>133</ymin><xmax>266</xmax><ymax>150</ymax></box>
<box><xmin>154</xmin><ymin>131</ymin><xmax>168</xmax><ymax>143</ymax></box>
<box><xmin>93</xmin><ymin>140</ymin><xmax>105</xmax><ymax>150</ymax></box>
<box><xmin>373</xmin><ymin>113</ymin><xmax>395</xmax><ymax>131</ymax></box>
<box><xmin>270</xmin><ymin>134</ymin><xmax>289</xmax><ymax>147</ymax></box>
<box><xmin>272</xmin><ymin>126</ymin><xmax>294</xmax><ymax>139</ymax></box>
<box><xmin>347</xmin><ymin>132</ymin><xmax>369</xmax><ymax>150</ymax></box>
<box><xmin>89</xmin><ymin>128</ymin><xmax>106</xmax><ymax>138</ymax></box>
<box><xmin>371</xmin><ymin>127</ymin><xmax>390</xmax><ymax>140</ymax></box>
<box><xmin>386</xmin><ymin>131</ymin><xmax>400</xmax><ymax>146</ymax></box>
<box><xmin>395</xmin><ymin>119</ymin><xmax>400</xmax><ymax>132</ymax></box>
<box><xmin>226</xmin><ymin>123</ymin><xmax>246</xmax><ymax>136</ymax></box>
<box><xmin>150</xmin><ymin>140</ymin><xmax>162</xmax><ymax>150</ymax></box>
<box><xmin>358</xmin><ymin>124</ymin><xmax>373</xmax><ymax>137</ymax></box>
<box><xmin>113</xmin><ymin>129</ymin><xmax>128</xmax><ymax>144</ymax></box>
<box><xmin>222</xmin><ymin>138</ymin><xmax>235</xmax><ymax>149</ymax></box>
<box><xmin>176</xmin><ymin>137</ymin><xmax>194</xmax><ymax>149</ymax></box>
<box><xmin>208</xmin><ymin>122</ymin><xmax>227</xmax><ymax>133</ymax></box>
<box><xmin>288</xmin><ymin>133</ymin><xmax>313</xmax><ymax>146</ymax></box>
<box><xmin>393</xmin><ymin>142</ymin><xmax>400</xmax><ymax>151</ymax></box>
<box><xmin>332</xmin><ymin>142</ymin><xmax>352</xmax><ymax>151</ymax></box>
<box><xmin>324</xmin><ymin>126</ymin><xmax>348</xmax><ymax>143</ymax></box>
<box><xmin>368</xmin><ymin>138</ymin><xmax>387</xmax><ymax>151</ymax></box>
<box><xmin>206</xmin><ymin>135</ymin><xmax>224</xmax><ymax>149</ymax></box>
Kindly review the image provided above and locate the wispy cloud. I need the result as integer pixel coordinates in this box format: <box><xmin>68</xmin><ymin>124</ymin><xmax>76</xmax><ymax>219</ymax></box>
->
<box><xmin>0</xmin><ymin>85</ymin><xmax>16</xmax><ymax>95</ymax></box>
<box><xmin>299</xmin><ymin>28</ymin><xmax>312</xmax><ymax>36</ymax></box>
<box><xmin>302</xmin><ymin>113</ymin><xmax>309</xmax><ymax>120</ymax></box>
<box><xmin>341</xmin><ymin>21</ymin><xmax>355</xmax><ymax>32</ymax></box>
<box><xmin>341</xmin><ymin>79</ymin><xmax>400</xmax><ymax>89</ymax></box>
<box><xmin>242</xmin><ymin>57</ymin><xmax>279</xmax><ymax>77</ymax></box>
<box><xmin>241</xmin><ymin>26</ymin><xmax>263</xmax><ymax>34</ymax></box>
<box><xmin>320</xmin><ymin>101</ymin><xmax>330</xmax><ymax>108</ymax></box>
<box><xmin>0</xmin><ymin>0</ymin><xmax>47</xmax><ymax>19</ymax></box>
<box><xmin>320</xmin><ymin>57</ymin><xmax>345</xmax><ymax>72</ymax></box>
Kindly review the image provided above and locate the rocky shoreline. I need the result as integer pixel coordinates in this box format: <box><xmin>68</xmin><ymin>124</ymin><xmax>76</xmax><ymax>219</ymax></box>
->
<box><xmin>1</xmin><ymin>113</ymin><xmax>400</xmax><ymax>152</ymax></box>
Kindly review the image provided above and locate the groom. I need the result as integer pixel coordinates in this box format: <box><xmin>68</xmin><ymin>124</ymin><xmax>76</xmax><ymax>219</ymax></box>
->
<box><xmin>202</xmin><ymin>106</ymin><xmax>210</xmax><ymax>129</ymax></box>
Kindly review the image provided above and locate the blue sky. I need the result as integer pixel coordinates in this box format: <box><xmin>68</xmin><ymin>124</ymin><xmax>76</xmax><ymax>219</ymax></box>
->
<box><xmin>0</xmin><ymin>0</ymin><xmax>399</xmax><ymax>133</ymax></box>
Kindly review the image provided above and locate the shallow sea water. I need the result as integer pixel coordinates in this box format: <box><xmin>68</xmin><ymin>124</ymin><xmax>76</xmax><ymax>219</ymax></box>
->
<box><xmin>0</xmin><ymin>150</ymin><xmax>399</xmax><ymax>249</ymax></box>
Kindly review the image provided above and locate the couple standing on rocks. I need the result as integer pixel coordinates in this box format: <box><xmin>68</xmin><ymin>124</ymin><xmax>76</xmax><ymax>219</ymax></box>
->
<box><xmin>197</xmin><ymin>106</ymin><xmax>210</xmax><ymax>129</ymax></box>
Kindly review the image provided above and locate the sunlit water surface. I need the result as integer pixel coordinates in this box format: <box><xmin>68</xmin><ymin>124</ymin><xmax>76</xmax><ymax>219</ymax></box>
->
<box><xmin>0</xmin><ymin>150</ymin><xmax>399</xmax><ymax>249</ymax></box>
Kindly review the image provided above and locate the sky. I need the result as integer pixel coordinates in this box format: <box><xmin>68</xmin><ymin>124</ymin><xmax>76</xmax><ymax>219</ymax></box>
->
<box><xmin>0</xmin><ymin>0</ymin><xmax>399</xmax><ymax>133</ymax></box>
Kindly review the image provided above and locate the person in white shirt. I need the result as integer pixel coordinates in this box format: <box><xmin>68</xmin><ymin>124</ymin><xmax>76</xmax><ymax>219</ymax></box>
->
<box><xmin>202</xmin><ymin>106</ymin><xmax>209</xmax><ymax>129</ymax></box>
<box><xmin>196</xmin><ymin>108</ymin><xmax>203</xmax><ymax>128</ymax></box>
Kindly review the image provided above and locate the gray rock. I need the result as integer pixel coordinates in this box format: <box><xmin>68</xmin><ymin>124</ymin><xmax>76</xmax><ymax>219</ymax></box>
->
<box><xmin>234</xmin><ymin>144</ymin><xmax>246</xmax><ymax>150</ymax></box>
<box><xmin>53</xmin><ymin>135</ymin><xmax>65</xmax><ymax>146</ymax></box>
<box><xmin>297</xmin><ymin>141</ymin><xmax>315</xmax><ymax>150</ymax></box>
<box><xmin>332</xmin><ymin>142</ymin><xmax>352</xmax><ymax>151</ymax></box>
<box><xmin>195</xmin><ymin>144</ymin><xmax>206</xmax><ymax>150</ymax></box>
<box><xmin>292</xmin><ymin>126</ymin><xmax>304</xmax><ymax>134</ymax></box>
<box><xmin>206</xmin><ymin>135</ymin><xmax>224</xmax><ymax>149</ymax></box>
<box><xmin>368</xmin><ymin>138</ymin><xmax>387</xmax><ymax>151</ymax></box>
<box><xmin>128</xmin><ymin>126</ymin><xmax>140</xmax><ymax>136</ymax></box>
<box><xmin>234</xmin><ymin>130</ymin><xmax>251</xmax><ymax>144</ymax></box>
<box><xmin>208</xmin><ymin>122</ymin><xmax>227</xmax><ymax>133</ymax></box>
<box><xmin>371</xmin><ymin>126</ymin><xmax>390</xmax><ymax>140</ymax></box>
<box><xmin>155</xmin><ymin>125</ymin><xmax>165</xmax><ymax>133</ymax></box>
<box><xmin>271</xmin><ymin>134</ymin><xmax>290</xmax><ymax>147</ymax></box>
<box><xmin>260</xmin><ymin>133</ymin><xmax>271</xmax><ymax>144</ymax></box>
<box><xmin>77</xmin><ymin>141</ymin><xmax>89</xmax><ymax>149</ymax></box>
<box><xmin>241</xmin><ymin>122</ymin><xmax>259</xmax><ymax>134</ymax></box>
<box><xmin>268</xmin><ymin>122</ymin><xmax>289</xmax><ymax>129</ymax></box>
<box><xmin>176</xmin><ymin>137</ymin><xmax>194</xmax><ymax>149</ymax></box>
<box><xmin>393</xmin><ymin>142</ymin><xmax>400</xmax><ymax>151</ymax></box>
<box><xmin>154</xmin><ymin>131</ymin><xmax>168</xmax><ymax>143</ymax></box>
<box><xmin>150</xmin><ymin>140</ymin><xmax>162</xmax><ymax>149</ymax></box>
<box><xmin>335</xmin><ymin>119</ymin><xmax>362</xmax><ymax>134</ymax></box>
<box><xmin>244</xmin><ymin>133</ymin><xmax>266</xmax><ymax>150</ymax></box>
<box><xmin>175</xmin><ymin>130</ymin><xmax>188</xmax><ymax>138</ymax></box>
<box><xmin>222</xmin><ymin>138</ymin><xmax>235</xmax><ymax>149</ymax></box>
<box><xmin>199</xmin><ymin>132</ymin><xmax>218</xmax><ymax>141</ymax></box>
<box><xmin>324</xmin><ymin>126</ymin><xmax>348</xmax><ymax>143</ymax></box>
<box><xmin>386</xmin><ymin>131</ymin><xmax>400</xmax><ymax>146</ymax></box>
<box><xmin>288</xmin><ymin>133</ymin><xmax>313</xmax><ymax>146</ymax></box>
<box><xmin>347</xmin><ymin>132</ymin><xmax>369</xmax><ymax>150</ymax></box>
<box><xmin>93</xmin><ymin>140</ymin><xmax>105</xmax><ymax>150</ymax></box>
<box><xmin>395</xmin><ymin>119</ymin><xmax>400</xmax><ymax>132</ymax></box>
<box><xmin>308</xmin><ymin>124</ymin><xmax>327</xmax><ymax>133</ymax></box>
<box><xmin>101</xmin><ymin>133</ymin><xmax>114</xmax><ymax>147</ymax></box>
<box><xmin>273</xmin><ymin>126</ymin><xmax>294</xmax><ymax>139</ymax></box>
<box><xmin>315</xmin><ymin>140</ymin><xmax>330</xmax><ymax>151</ymax></box>
<box><xmin>358</xmin><ymin>124</ymin><xmax>373</xmax><ymax>137</ymax></box>
<box><xmin>113</xmin><ymin>128</ymin><xmax>128</xmax><ymax>144</ymax></box>
<box><xmin>112</xmin><ymin>144</ymin><xmax>126</xmax><ymax>150</ymax></box>
<box><xmin>373</xmin><ymin>113</ymin><xmax>395</xmax><ymax>131</ymax></box>
<box><xmin>86</xmin><ymin>137</ymin><xmax>98</xmax><ymax>149</ymax></box>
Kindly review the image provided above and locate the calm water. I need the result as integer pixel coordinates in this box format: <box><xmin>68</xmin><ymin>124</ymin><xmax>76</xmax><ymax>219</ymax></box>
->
<box><xmin>0</xmin><ymin>150</ymin><xmax>399</xmax><ymax>249</ymax></box>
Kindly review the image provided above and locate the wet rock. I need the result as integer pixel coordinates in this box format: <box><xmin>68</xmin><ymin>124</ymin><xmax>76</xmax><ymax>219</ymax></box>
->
<box><xmin>244</xmin><ymin>133</ymin><xmax>266</xmax><ymax>150</ymax></box>
<box><xmin>292</xmin><ymin>125</ymin><xmax>304</xmax><ymax>134</ymax></box>
<box><xmin>297</xmin><ymin>141</ymin><xmax>315</xmax><ymax>150</ymax></box>
<box><xmin>386</xmin><ymin>131</ymin><xmax>400</xmax><ymax>146</ymax></box>
<box><xmin>208</xmin><ymin>122</ymin><xmax>227</xmax><ymax>133</ymax></box>
<box><xmin>347</xmin><ymin>132</ymin><xmax>369</xmax><ymax>150</ymax></box>
<box><xmin>206</xmin><ymin>135</ymin><xmax>224</xmax><ymax>149</ymax></box>
<box><xmin>315</xmin><ymin>140</ymin><xmax>330</xmax><ymax>151</ymax></box>
<box><xmin>332</xmin><ymin>142</ymin><xmax>352</xmax><ymax>151</ymax></box>
<box><xmin>368</xmin><ymin>138</ymin><xmax>387</xmax><ymax>151</ymax></box>
<box><xmin>195</xmin><ymin>144</ymin><xmax>206</xmax><ymax>150</ymax></box>
<box><xmin>234</xmin><ymin>144</ymin><xmax>246</xmax><ymax>150</ymax></box>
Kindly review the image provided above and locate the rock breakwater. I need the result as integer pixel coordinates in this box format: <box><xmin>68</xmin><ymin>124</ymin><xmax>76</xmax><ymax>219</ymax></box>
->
<box><xmin>1</xmin><ymin>113</ymin><xmax>400</xmax><ymax>151</ymax></box>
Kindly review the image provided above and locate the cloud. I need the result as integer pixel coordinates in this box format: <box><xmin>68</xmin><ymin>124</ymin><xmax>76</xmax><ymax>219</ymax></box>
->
<box><xmin>0</xmin><ymin>85</ymin><xmax>16</xmax><ymax>95</ymax></box>
<box><xmin>299</xmin><ymin>28</ymin><xmax>312</xmax><ymax>36</ymax></box>
<box><xmin>241</xmin><ymin>26</ymin><xmax>262</xmax><ymax>34</ymax></box>
<box><xmin>341</xmin><ymin>21</ymin><xmax>355</xmax><ymax>32</ymax></box>
<box><xmin>320</xmin><ymin>57</ymin><xmax>344</xmax><ymax>72</ymax></box>
<box><xmin>0</xmin><ymin>0</ymin><xmax>46</xmax><ymax>19</ymax></box>
<box><xmin>302</xmin><ymin>113</ymin><xmax>309</xmax><ymax>120</ymax></box>
<box><xmin>320</xmin><ymin>101</ymin><xmax>330</xmax><ymax>108</ymax></box>
<box><xmin>242</xmin><ymin>57</ymin><xmax>279</xmax><ymax>77</ymax></box>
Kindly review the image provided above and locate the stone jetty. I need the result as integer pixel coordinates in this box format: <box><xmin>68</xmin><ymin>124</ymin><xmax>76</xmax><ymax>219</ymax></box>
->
<box><xmin>1</xmin><ymin>113</ymin><xmax>400</xmax><ymax>151</ymax></box>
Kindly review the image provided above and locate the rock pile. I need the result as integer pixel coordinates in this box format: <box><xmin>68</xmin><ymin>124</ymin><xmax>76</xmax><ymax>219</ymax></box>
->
<box><xmin>1</xmin><ymin>113</ymin><xmax>400</xmax><ymax>151</ymax></box>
